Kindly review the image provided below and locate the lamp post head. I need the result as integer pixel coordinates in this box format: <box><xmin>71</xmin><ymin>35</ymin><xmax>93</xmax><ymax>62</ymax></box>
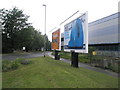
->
<box><xmin>43</xmin><ymin>4</ymin><xmax>46</xmax><ymax>6</ymax></box>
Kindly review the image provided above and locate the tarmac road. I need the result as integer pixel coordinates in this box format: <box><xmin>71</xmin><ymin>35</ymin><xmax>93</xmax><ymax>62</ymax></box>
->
<box><xmin>2</xmin><ymin>51</ymin><xmax>49</xmax><ymax>60</ymax></box>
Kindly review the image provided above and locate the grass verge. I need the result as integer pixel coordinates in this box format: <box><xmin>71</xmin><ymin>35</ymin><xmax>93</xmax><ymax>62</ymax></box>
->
<box><xmin>58</xmin><ymin>52</ymin><xmax>90</xmax><ymax>63</ymax></box>
<box><xmin>2</xmin><ymin>56</ymin><xmax>118</xmax><ymax>88</ymax></box>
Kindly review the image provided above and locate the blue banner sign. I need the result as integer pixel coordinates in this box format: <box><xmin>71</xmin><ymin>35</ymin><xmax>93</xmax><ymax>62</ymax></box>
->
<box><xmin>64</xmin><ymin>12</ymin><xmax>88</xmax><ymax>53</ymax></box>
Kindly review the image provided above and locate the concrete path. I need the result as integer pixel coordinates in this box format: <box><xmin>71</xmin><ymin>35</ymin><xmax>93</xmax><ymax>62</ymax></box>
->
<box><xmin>48</xmin><ymin>52</ymin><xmax>119</xmax><ymax>78</ymax></box>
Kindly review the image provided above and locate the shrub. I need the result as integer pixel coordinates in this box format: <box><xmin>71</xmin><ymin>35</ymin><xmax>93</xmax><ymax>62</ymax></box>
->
<box><xmin>2</xmin><ymin>60</ymin><xmax>20</xmax><ymax>72</ymax></box>
<box><xmin>2</xmin><ymin>60</ymin><xmax>12</xmax><ymax>72</ymax></box>
<box><xmin>2</xmin><ymin>58</ymin><xmax>32</xmax><ymax>72</ymax></box>
<box><xmin>16</xmin><ymin>58</ymin><xmax>32</xmax><ymax>65</ymax></box>
<box><xmin>11</xmin><ymin>61</ymin><xmax>19</xmax><ymax>70</ymax></box>
<box><xmin>20</xmin><ymin>60</ymin><xmax>31</xmax><ymax>65</ymax></box>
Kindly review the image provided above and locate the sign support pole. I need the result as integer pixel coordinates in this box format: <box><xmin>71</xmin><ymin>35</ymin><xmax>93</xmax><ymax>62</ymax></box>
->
<box><xmin>54</xmin><ymin>50</ymin><xmax>60</xmax><ymax>60</ymax></box>
<box><xmin>71</xmin><ymin>51</ymin><xmax>79</xmax><ymax>68</ymax></box>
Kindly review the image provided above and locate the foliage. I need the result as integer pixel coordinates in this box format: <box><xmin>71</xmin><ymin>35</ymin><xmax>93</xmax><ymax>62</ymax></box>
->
<box><xmin>57</xmin><ymin>51</ymin><xmax>119</xmax><ymax>72</ymax></box>
<box><xmin>2</xmin><ymin>58</ymin><xmax>32</xmax><ymax>72</ymax></box>
<box><xmin>31</xmin><ymin>30</ymin><xmax>44</xmax><ymax>51</ymax></box>
<box><xmin>59</xmin><ymin>51</ymin><xmax>90</xmax><ymax>63</ymax></box>
<box><xmin>11</xmin><ymin>61</ymin><xmax>19</xmax><ymax>70</ymax></box>
<box><xmin>20</xmin><ymin>60</ymin><xmax>31</xmax><ymax>65</ymax></box>
<box><xmin>2</xmin><ymin>60</ymin><xmax>19</xmax><ymax>72</ymax></box>
<box><xmin>1</xmin><ymin>7</ymin><xmax>51</xmax><ymax>53</ymax></box>
<box><xmin>59</xmin><ymin>51</ymin><xmax>71</xmax><ymax>59</ymax></box>
<box><xmin>45</xmin><ymin>35</ymin><xmax>51</xmax><ymax>51</ymax></box>
<box><xmin>1</xmin><ymin>7</ymin><xmax>29</xmax><ymax>53</ymax></box>
<box><xmin>88</xmin><ymin>46</ymin><xmax>96</xmax><ymax>54</ymax></box>
<box><xmin>17</xmin><ymin>58</ymin><xmax>32</xmax><ymax>65</ymax></box>
<box><xmin>79</xmin><ymin>54</ymin><xmax>90</xmax><ymax>63</ymax></box>
<box><xmin>2</xmin><ymin>57</ymin><xmax>118</xmax><ymax>88</ymax></box>
<box><xmin>2</xmin><ymin>60</ymin><xmax>11</xmax><ymax>72</ymax></box>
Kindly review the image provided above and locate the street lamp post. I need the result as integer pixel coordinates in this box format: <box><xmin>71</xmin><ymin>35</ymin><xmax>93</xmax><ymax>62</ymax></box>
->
<box><xmin>43</xmin><ymin>4</ymin><xmax>46</xmax><ymax>57</ymax></box>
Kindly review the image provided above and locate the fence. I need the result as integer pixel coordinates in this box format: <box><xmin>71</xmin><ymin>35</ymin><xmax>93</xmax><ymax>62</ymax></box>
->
<box><xmin>90</xmin><ymin>50</ymin><xmax>120</xmax><ymax>73</ymax></box>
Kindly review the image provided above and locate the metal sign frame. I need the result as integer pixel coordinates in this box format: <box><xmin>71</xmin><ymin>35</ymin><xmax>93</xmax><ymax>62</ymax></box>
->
<box><xmin>52</xmin><ymin>29</ymin><xmax>61</xmax><ymax>51</ymax></box>
<box><xmin>64</xmin><ymin>12</ymin><xmax>88</xmax><ymax>53</ymax></box>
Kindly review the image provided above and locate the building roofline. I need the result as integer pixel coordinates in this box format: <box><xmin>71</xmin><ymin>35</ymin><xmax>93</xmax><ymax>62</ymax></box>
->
<box><xmin>89</xmin><ymin>12</ymin><xmax>118</xmax><ymax>26</ymax></box>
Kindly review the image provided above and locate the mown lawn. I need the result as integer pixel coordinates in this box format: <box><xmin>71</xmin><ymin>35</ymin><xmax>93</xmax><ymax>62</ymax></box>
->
<box><xmin>2</xmin><ymin>56</ymin><xmax>118</xmax><ymax>88</ymax></box>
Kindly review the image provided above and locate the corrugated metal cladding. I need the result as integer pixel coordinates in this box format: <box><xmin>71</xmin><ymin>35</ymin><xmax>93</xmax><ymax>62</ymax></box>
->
<box><xmin>61</xmin><ymin>13</ymin><xmax>120</xmax><ymax>45</ymax></box>
<box><xmin>118</xmin><ymin>12</ymin><xmax>120</xmax><ymax>43</ymax></box>
<box><xmin>88</xmin><ymin>13</ymin><xmax>119</xmax><ymax>45</ymax></box>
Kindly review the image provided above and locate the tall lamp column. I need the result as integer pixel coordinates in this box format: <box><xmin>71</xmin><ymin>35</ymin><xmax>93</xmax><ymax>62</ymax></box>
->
<box><xmin>43</xmin><ymin>4</ymin><xmax>46</xmax><ymax>57</ymax></box>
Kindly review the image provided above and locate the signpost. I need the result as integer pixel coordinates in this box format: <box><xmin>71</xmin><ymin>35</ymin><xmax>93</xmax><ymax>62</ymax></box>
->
<box><xmin>52</xmin><ymin>29</ymin><xmax>61</xmax><ymax>60</ymax></box>
<box><xmin>64</xmin><ymin>12</ymin><xmax>88</xmax><ymax>67</ymax></box>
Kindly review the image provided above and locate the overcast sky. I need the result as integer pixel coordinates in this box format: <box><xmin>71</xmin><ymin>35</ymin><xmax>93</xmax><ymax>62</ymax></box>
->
<box><xmin>0</xmin><ymin>0</ymin><xmax>119</xmax><ymax>41</ymax></box>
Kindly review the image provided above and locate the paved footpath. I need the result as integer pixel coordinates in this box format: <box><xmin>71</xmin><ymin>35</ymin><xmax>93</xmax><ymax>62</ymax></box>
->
<box><xmin>47</xmin><ymin>52</ymin><xmax>119</xmax><ymax>78</ymax></box>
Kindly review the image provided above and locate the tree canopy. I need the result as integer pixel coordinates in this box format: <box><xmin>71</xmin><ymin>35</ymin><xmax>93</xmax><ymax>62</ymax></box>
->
<box><xmin>1</xmin><ymin>7</ymin><xmax>51</xmax><ymax>53</ymax></box>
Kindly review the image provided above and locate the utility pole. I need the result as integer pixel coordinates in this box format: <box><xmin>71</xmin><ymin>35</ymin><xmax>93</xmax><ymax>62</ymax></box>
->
<box><xmin>43</xmin><ymin>4</ymin><xmax>46</xmax><ymax>57</ymax></box>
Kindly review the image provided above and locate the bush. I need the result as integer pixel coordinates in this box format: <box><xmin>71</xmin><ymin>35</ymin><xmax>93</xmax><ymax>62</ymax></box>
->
<box><xmin>108</xmin><ymin>63</ymin><xmax>113</xmax><ymax>70</ymax></box>
<box><xmin>2</xmin><ymin>60</ymin><xmax>12</xmax><ymax>72</ymax></box>
<box><xmin>2</xmin><ymin>58</ymin><xmax>32</xmax><ymax>72</ymax></box>
<box><xmin>20</xmin><ymin>60</ymin><xmax>31</xmax><ymax>65</ymax></box>
<box><xmin>17</xmin><ymin>58</ymin><xmax>32</xmax><ymax>65</ymax></box>
<box><xmin>11</xmin><ymin>61</ymin><xmax>19</xmax><ymax>69</ymax></box>
<box><xmin>2</xmin><ymin>60</ymin><xmax>19</xmax><ymax>72</ymax></box>
<box><xmin>79</xmin><ymin>54</ymin><xmax>90</xmax><ymax>63</ymax></box>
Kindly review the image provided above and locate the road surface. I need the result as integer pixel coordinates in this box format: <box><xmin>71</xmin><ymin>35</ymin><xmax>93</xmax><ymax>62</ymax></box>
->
<box><xmin>2</xmin><ymin>52</ymin><xmax>49</xmax><ymax>60</ymax></box>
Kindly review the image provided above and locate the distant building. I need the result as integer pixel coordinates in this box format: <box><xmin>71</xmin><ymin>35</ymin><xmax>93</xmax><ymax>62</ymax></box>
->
<box><xmin>61</xmin><ymin>13</ymin><xmax>120</xmax><ymax>57</ymax></box>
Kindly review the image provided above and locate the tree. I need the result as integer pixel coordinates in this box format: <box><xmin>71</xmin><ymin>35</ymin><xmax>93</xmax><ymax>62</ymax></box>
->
<box><xmin>32</xmin><ymin>30</ymin><xmax>44</xmax><ymax>51</ymax></box>
<box><xmin>1</xmin><ymin>7</ymin><xmax>30</xmax><ymax>53</ymax></box>
<box><xmin>1</xmin><ymin>7</ymin><xmax>51</xmax><ymax>53</ymax></box>
<box><xmin>45</xmin><ymin>35</ymin><xmax>51</xmax><ymax>51</ymax></box>
<box><xmin>16</xmin><ymin>26</ymin><xmax>35</xmax><ymax>51</ymax></box>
